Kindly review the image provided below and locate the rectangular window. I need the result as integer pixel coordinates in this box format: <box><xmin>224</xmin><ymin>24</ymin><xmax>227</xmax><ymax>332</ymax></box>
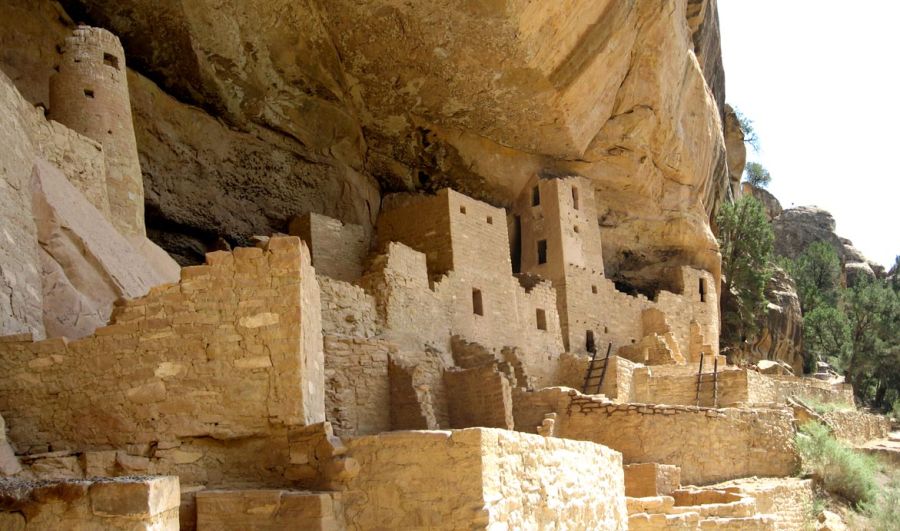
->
<box><xmin>537</xmin><ymin>240</ymin><xmax>548</xmax><ymax>264</ymax></box>
<box><xmin>472</xmin><ymin>288</ymin><xmax>484</xmax><ymax>316</ymax></box>
<box><xmin>699</xmin><ymin>278</ymin><xmax>707</xmax><ymax>303</ymax></box>
<box><xmin>103</xmin><ymin>53</ymin><xmax>120</xmax><ymax>70</ymax></box>
<box><xmin>572</xmin><ymin>186</ymin><xmax>580</xmax><ymax>210</ymax></box>
<box><xmin>592</xmin><ymin>285</ymin><xmax>598</xmax><ymax>294</ymax></box>
<box><xmin>586</xmin><ymin>330</ymin><xmax>596</xmax><ymax>353</ymax></box>
<box><xmin>459</xmin><ymin>205</ymin><xmax>467</xmax><ymax>215</ymax></box>
<box><xmin>83</xmin><ymin>89</ymin><xmax>95</xmax><ymax>98</ymax></box>
<box><xmin>532</xmin><ymin>186</ymin><xmax>541</xmax><ymax>206</ymax></box>
<box><xmin>486</xmin><ymin>216</ymin><xmax>493</xmax><ymax>224</ymax></box>
<box><xmin>536</xmin><ymin>309</ymin><xmax>547</xmax><ymax>331</ymax></box>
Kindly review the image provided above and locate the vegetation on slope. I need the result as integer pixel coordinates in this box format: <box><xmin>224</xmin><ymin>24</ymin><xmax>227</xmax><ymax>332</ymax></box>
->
<box><xmin>784</xmin><ymin>244</ymin><xmax>900</xmax><ymax>410</ymax></box>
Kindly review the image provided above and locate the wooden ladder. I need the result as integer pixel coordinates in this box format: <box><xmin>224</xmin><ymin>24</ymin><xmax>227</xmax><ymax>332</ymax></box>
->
<box><xmin>695</xmin><ymin>355</ymin><xmax>720</xmax><ymax>407</ymax></box>
<box><xmin>582</xmin><ymin>342</ymin><xmax>612</xmax><ymax>395</ymax></box>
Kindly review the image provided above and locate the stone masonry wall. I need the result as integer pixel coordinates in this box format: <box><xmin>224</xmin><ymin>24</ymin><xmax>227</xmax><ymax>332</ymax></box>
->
<box><xmin>359</xmin><ymin>242</ymin><xmax>450</xmax><ymax>352</ymax></box>
<box><xmin>318</xmin><ymin>276</ymin><xmax>379</xmax><ymax>338</ymax></box>
<box><xmin>445</xmin><ymin>365</ymin><xmax>514</xmax><ymax>430</ymax></box>
<box><xmin>339</xmin><ymin>428</ymin><xmax>627</xmax><ymax>530</ymax></box>
<box><xmin>0</xmin><ymin>476</ymin><xmax>180</xmax><ymax>530</ymax></box>
<box><xmin>0</xmin><ymin>236</ymin><xmax>323</xmax><ymax>455</ymax></box>
<box><xmin>631</xmin><ymin>367</ymin><xmax>751</xmax><ymax>408</ymax></box>
<box><xmin>555</xmin><ymin>353</ymin><xmax>637</xmax><ymax>401</ymax></box>
<box><xmin>765</xmin><ymin>375</ymin><xmax>855</xmax><ymax>406</ymax></box>
<box><xmin>49</xmin><ymin>26</ymin><xmax>144</xmax><ymax>236</ymax></box>
<box><xmin>515</xmin><ymin>389</ymin><xmax>799</xmax><ymax>485</ymax></box>
<box><xmin>324</xmin><ymin>335</ymin><xmax>392</xmax><ymax>437</ymax></box>
<box><xmin>822</xmin><ymin>410</ymin><xmax>891</xmax><ymax>446</ymax></box>
<box><xmin>290</xmin><ymin>212</ymin><xmax>369</xmax><ymax>282</ymax></box>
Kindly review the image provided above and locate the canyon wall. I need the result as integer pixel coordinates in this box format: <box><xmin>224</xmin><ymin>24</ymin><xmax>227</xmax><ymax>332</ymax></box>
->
<box><xmin>3</xmin><ymin>0</ymin><xmax>737</xmax><ymax>286</ymax></box>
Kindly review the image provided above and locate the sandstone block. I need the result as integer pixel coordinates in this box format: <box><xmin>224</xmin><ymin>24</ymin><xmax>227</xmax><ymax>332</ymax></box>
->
<box><xmin>90</xmin><ymin>476</ymin><xmax>180</xmax><ymax>518</ymax></box>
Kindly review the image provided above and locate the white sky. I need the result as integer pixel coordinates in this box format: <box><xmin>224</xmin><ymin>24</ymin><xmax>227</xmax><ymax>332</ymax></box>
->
<box><xmin>718</xmin><ymin>0</ymin><xmax>899</xmax><ymax>268</ymax></box>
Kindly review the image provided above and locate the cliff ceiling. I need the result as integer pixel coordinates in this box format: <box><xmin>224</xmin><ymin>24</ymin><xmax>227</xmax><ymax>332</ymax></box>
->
<box><xmin>4</xmin><ymin>0</ymin><xmax>732</xmax><ymax>287</ymax></box>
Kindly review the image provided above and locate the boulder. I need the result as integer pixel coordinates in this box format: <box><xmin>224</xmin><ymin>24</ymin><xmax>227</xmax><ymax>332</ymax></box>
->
<box><xmin>32</xmin><ymin>158</ymin><xmax>178</xmax><ymax>339</ymax></box>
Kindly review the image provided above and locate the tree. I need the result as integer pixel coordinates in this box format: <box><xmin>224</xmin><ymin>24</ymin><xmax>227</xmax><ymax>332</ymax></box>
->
<box><xmin>744</xmin><ymin>161</ymin><xmax>771</xmax><ymax>188</ymax></box>
<box><xmin>788</xmin><ymin>242</ymin><xmax>842</xmax><ymax>313</ymax></box>
<box><xmin>733</xmin><ymin>107</ymin><xmax>761</xmax><ymax>152</ymax></box>
<box><xmin>717</xmin><ymin>196</ymin><xmax>774</xmax><ymax>351</ymax></box>
<box><xmin>844</xmin><ymin>279</ymin><xmax>900</xmax><ymax>408</ymax></box>
<box><xmin>803</xmin><ymin>306</ymin><xmax>851</xmax><ymax>373</ymax></box>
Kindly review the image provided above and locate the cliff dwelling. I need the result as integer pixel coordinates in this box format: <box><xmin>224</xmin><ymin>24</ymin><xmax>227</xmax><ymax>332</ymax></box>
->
<box><xmin>0</xmin><ymin>1</ymin><xmax>896</xmax><ymax>530</ymax></box>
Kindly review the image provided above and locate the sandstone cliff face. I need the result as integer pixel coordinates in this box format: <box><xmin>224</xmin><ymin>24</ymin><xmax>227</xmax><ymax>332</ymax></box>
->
<box><xmin>772</xmin><ymin>204</ymin><xmax>877</xmax><ymax>285</ymax></box>
<box><xmin>47</xmin><ymin>0</ymin><xmax>731</xmax><ymax>287</ymax></box>
<box><xmin>740</xmin><ymin>267</ymin><xmax>804</xmax><ymax>375</ymax></box>
<box><xmin>3</xmin><ymin>0</ymin><xmax>381</xmax><ymax>263</ymax></box>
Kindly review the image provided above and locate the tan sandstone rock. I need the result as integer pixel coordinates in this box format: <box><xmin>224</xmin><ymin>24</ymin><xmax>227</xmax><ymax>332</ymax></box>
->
<box><xmin>32</xmin><ymin>158</ymin><xmax>178</xmax><ymax>339</ymax></box>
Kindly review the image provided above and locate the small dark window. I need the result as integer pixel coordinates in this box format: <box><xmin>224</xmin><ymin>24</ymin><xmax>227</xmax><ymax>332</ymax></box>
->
<box><xmin>586</xmin><ymin>330</ymin><xmax>596</xmax><ymax>353</ymax></box>
<box><xmin>103</xmin><ymin>53</ymin><xmax>120</xmax><ymax>70</ymax></box>
<box><xmin>591</xmin><ymin>285</ymin><xmax>598</xmax><ymax>294</ymax></box>
<box><xmin>699</xmin><ymin>278</ymin><xmax>707</xmax><ymax>303</ymax></box>
<box><xmin>532</xmin><ymin>186</ymin><xmax>541</xmax><ymax>206</ymax></box>
<box><xmin>573</xmin><ymin>225</ymin><xmax>580</xmax><ymax>233</ymax></box>
<box><xmin>537</xmin><ymin>240</ymin><xmax>548</xmax><ymax>264</ymax></box>
<box><xmin>486</xmin><ymin>216</ymin><xmax>493</xmax><ymax>225</ymax></box>
<box><xmin>604</xmin><ymin>326</ymin><xmax>609</xmax><ymax>334</ymax></box>
<box><xmin>572</xmin><ymin>186</ymin><xmax>580</xmax><ymax>210</ymax></box>
<box><xmin>536</xmin><ymin>309</ymin><xmax>547</xmax><ymax>331</ymax></box>
<box><xmin>459</xmin><ymin>205</ymin><xmax>467</xmax><ymax>215</ymax></box>
<box><xmin>83</xmin><ymin>89</ymin><xmax>94</xmax><ymax>98</ymax></box>
<box><xmin>472</xmin><ymin>288</ymin><xmax>484</xmax><ymax>316</ymax></box>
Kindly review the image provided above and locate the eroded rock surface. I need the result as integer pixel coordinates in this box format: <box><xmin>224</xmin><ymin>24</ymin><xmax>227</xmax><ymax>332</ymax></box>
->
<box><xmin>53</xmin><ymin>0</ymin><xmax>730</xmax><ymax>285</ymax></box>
<box><xmin>740</xmin><ymin>267</ymin><xmax>804</xmax><ymax>375</ymax></box>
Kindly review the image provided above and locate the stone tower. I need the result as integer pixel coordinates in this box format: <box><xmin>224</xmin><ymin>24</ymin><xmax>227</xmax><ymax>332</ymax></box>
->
<box><xmin>49</xmin><ymin>26</ymin><xmax>144</xmax><ymax>236</ymax></box>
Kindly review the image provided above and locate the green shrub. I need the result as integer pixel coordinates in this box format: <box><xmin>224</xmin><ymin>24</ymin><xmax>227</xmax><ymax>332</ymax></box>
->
<box><xmin>803</xmin><ymin>398</ymin><xmax>855</xmax><ymax>415</ymax></box>
<box><xmin>795</xmin><ymin>422</ymin><xmax>879</xmax><ymax>506</ymax></box>
<box><xmin>863</xmin><ymin>481</ymin><xmax>900</xmax><ymax>531</ymax></box>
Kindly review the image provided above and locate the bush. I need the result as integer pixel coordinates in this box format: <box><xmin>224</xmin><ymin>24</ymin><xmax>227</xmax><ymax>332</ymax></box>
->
<box><xmin>863</xmin><ymin>481</ymin><xmax>900</xmax><ymax>531</ymax></box>
<box><xmin>803</xmin><ymin>398</ymin><xmax>854</xmax><ymax>415</ymax></box>
<box><xmin>795</xmin><ymin>422</ymin><xmax>879</xmax><ymax>506</ymax></box>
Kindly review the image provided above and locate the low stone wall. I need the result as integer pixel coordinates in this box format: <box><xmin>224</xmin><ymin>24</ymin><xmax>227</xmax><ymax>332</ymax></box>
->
<box><xmin>0</xmin><ymin>476</ymin><xmax>180</xmax><ymax>530</ymax></box>
<box><xmin>517</xmin><ymin>389</ymin><xmax>799</xmax><ymax>485</ymax></box>
<box><xmin>632</xmin><ymin>367</ymin><xmax>751</xmax><ymax>407</ymax></box>
<box><xmin>715</xmin><ymin>477</ymin><xmax>815</xmax><ymax>531</ymax></box>
<box><xmin>823</xmin><ymin>410</ymin><xmax>891</xmax><ymax>446</ymax></box>
<box><xmin>555</xmin><ymin>354</ymin><xmax>636</xmax><ymax>401</ymax></box>
<box><xmin>339</xmin><ymin>428</ymin><xmax>626</xmax><ymax>530</ymax></box>
<box><xmin>763</xmin><ymin>374</ymin><xmax>855</xmax><ymax>406</ymax></box>
<box><xmin>196</xmin><ymin>489</ymin><xmax>343</xmax><ymax>530</ymax></box>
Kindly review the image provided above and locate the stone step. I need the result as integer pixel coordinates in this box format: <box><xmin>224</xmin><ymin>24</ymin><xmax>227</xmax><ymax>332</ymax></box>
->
<box><xmin>195</xmin><ymin>489</ymin><xmax>343</xmax><ymax>531</ymax></box>
<box><xmin>626</xmin><ymin>495</ymin><xmax>675</xmax><ymax>514</ymax></box>
<box><xmin>628</xmin><ymin>511</ymin><xmax>701</xmax><ymax>530</ymax></box>
<box><xmin>699</xmin><ymin>515</ymin><xmax>776</xmax><ymax>530</ymax></box>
